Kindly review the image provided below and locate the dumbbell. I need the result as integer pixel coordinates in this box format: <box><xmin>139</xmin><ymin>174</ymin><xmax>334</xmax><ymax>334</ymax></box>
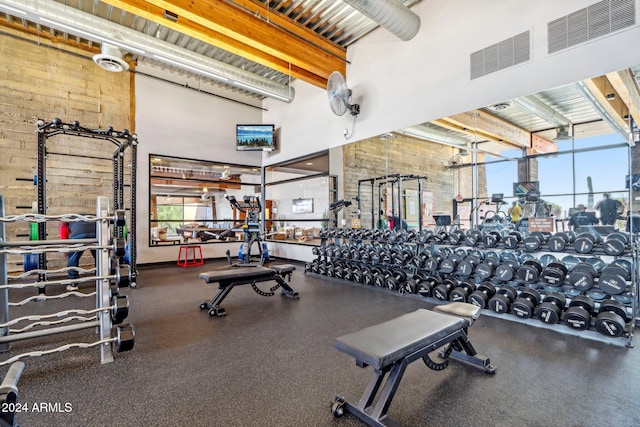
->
<box><xmin>568</xmin><ymin>262</ymin><xmax>600</xmax><ymax>292</ymax></box>
<box><xmin>432</xmin><ymin>230</ymin><xmax>449</xmax><ymax>244</ymax></box>
<box><xmin>463</xmin><ymin>229</ymin><xmax>483</xmax><ymax>247</ymax></box>
<box><xmin>410</xmin><ymin>252</ymin><xmax>429</xmax><ymax>268</ymax></box>
<box><xmin>598</xmin><ymin>264</ymin><xmax>631</xmax><ymax>295</ymax></box>
<box><xmin>439</xmin><ymin>254</ymin><xmax>463</xmax><ymax>275</ymax></box>
<box><xmin>547</xmin><ymin>231</ymin><xmax>576</xmax><ymax>252</ymax></box>
<box><xmin>563</xmin><ymin>295</ymin><xmax>596</xmax><ymax>331</ymax></box>
<box><xmin>447</xmin><ymin>229</ymin><xmax>466</xmax><ymax>245</ymax></box>
<box><xmin>401</xmin><ymin>272</ymin><xmax>425</xmax><ymax>294</ymax></box>
<box><xmin>417</xmin><ymin>229</ymin><xmax>434</xmax><ymax>244</ymax></box>
<box><xmin>326</xmin><ymin>262</ymin><xmax>336</xmax><ymax>277</ymax></box>
<box><xmin>334</xmin><ymin>262</ymin><xmax>345</xmax><ymax>279</ymax></box>
<box><xmin>363</xmin><ymin>267</ymin><xmax>382</xmax><ymax>286</ymax></box>
<box><xmin>594</xmin><ymin>299</ymin><xmax>628</xmax><ymax>337</ymax></box>
<box><xmin>516</xmin><ymin>259</ymin><xmax>543</xmax><ymax>284</ymax></box>
<box><xmin>351</xmin><ymin>265</ymin><xmax>363</xmax><ymax>283</ymax></box>
<box><xmin>573</xmin><ymin>232</ymin><xmax>602</xmax><ymax>254</ymax></box>
<box><xmin>488</xmin><ymin>285</ymin><xmax>518</xmax><ymax>314</ymax></box>
<box><xmin>602</xmin><ymin>232</ymin><xmax>630</xmax><ymax>256</ymax></box>
<box><xmin>383</xmin><ymin>270</ymin><xmax>408</xmax><ymax>290</ymax></box>
<box><xmin>475</xmin><ymin>255</ymin><xmax>500</xmax><ymax>281</ymax></box>
<box><xmin>502</xmin><ymin>231</ymin><xmax>523</xmax><ymax>250</ymax></box>
<box><xmin>456</xmin><ymin>255</ymin><xmax>481</xmax><ymax>277</ymax></box>
<box><xmin>522</xmin><ymin>232</ymin><xmax>551</xmax><ymax>252</ymax></box>
<box><xmin>482</xmin><ymin>230</ymin><xmax>503</xmax><ymax>248</ymax></box>
<box><xmin>511</xmin><ymin>288</ymin><xmax>542</xmax><ymax>318</ymax></box>
<box><xmin>424</xmin><ymin>253</ymin><xmax>444</xmax><ymax>272</ymax></box>
<box><xmin>392</xmin><ymin>249</ymin><xmax>413</xmax><ymax>266</ymax></box>
<box><xmin>540</xmin><ymin>261</ymin><xmax>569</xmax><ymax>287</ymax></box>
<box><xmin>416</xmin><ymin>275</ymin><xmax>442</xmax><ymax>298</ymax></box>
<box><xmin>468</xmin><ymin>282</ymin><xmax>497</xmax><ymax>308</ymax></box>
<box><xmin>433</xmin><ymin>278</ymin><xmax>458</xmax><ymax>301</ymax></box>
<box><xmin>534</xmin><ymin>291</ymin><xmax>567</xmax><ymax>324</ymax></box>
<box><xmin>495</xmin><ymin>259</ymin><xmax>520</xmax><ymax>282</ymax></box>
<box><xmin>449</xmin><ymin>279</ymin><xmax>477</xmax><ymax>302</ymax></box>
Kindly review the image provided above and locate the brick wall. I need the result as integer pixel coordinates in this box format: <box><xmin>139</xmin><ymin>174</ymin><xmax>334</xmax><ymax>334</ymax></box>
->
<box><xmin>0</xmin><ymin>30</ymin><xmax>131</xmax><ymax>271</ymax></box>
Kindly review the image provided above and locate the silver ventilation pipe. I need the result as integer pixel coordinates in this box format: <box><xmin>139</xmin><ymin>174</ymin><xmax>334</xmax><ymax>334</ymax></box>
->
<box><xmin>574</xmin><ymin>81</ymin><xmax>629</xmax><ymax>142</ymax></box>
<box><xmin>343</xmin><ymin>0</ymin><xmax>420</xmax><ymax>41</ymax></box>
<box><xmin>0</xmin><ymin>0</ymin><xmax>294</xmax><ymax>102</ymax></box>
<box><xmin>398</xmin><ymin>124</ymin><xmax>470</xmax><ymax>148</ymax></box>
<box><xmin>512</xmin><ymin>95</ymin><xmax>571</xmax><ymax>127</ymax></box>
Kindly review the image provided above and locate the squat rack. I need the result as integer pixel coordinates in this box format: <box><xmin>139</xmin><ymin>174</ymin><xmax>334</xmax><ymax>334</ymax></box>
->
<box><xmin>357</xmin><ymin>174</ymin><xmax>428</xmax><ymax>230</ymax></box>
<box><xmin>35</xmin><ymin>118</ymin><xmax>138</xmax><ymax>285</ymax></box>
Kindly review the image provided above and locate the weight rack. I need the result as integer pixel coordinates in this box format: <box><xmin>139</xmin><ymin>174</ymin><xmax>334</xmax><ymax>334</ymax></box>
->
<box><xmin>0</xmin><ymin>196</ymin><xmax>135</xmax><ymax>365</ymax></box>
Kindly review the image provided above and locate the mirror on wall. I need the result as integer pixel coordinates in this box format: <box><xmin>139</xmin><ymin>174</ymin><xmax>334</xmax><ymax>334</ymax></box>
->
<box><xmin>149</xmin><ymin>155</ymin><xmax>261</xmax><ymax>245</ymax></box>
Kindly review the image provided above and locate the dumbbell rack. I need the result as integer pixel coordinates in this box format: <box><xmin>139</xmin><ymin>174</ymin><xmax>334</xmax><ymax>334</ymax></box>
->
<box><xmin>307</xmin><ymin>227</ymin><xmax>637</xmax><ymax>347</ymax></box>
<box><xmin>0</xmin><ymin>196</ymin><xmax>135</xmax><ymax>366</ymax></box>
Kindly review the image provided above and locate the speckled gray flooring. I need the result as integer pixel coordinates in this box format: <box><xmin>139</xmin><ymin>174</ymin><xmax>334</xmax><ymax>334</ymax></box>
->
<box><xmin>3</xmin><ymin>260</ymin><xmax>640</xmax><ymax>427</ymax></box>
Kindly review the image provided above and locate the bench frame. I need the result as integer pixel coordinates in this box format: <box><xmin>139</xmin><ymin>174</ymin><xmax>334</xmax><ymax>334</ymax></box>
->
<box><xmin>199</xmin><ymin>265</ymin><xmax>298</xmax><ymax>317</ymax></box>
<box><xmin>332</xmin><ymin>307</ymin><xmax>495</xmax><ymax>427</ymax></box>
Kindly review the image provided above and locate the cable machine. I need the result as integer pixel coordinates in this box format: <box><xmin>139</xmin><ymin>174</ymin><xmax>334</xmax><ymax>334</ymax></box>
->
<box><xmin>357</xmin><ymin>174</ymin><xmax>428</xmax><ymax>230</ymax></box>
<box><xmin>35</xmin><ymin>118</ymin><xmax>138</xmax><ymax>286</ymax></box>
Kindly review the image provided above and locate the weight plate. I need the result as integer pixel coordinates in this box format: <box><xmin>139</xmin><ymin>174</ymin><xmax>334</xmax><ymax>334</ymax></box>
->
<box><xmin>603</xmin><ymin>239</ymin><xmax>625</xmax><ymax>256</ymax></box>
<box><xmin>594</xmin><ymin>312</ymin><xmax>625</xmax><ymax>337</ymax></box>
<box><xmin>586</xmin><ymin>289</ymin><xmax>608</xmax><ymax>302</ymax></box>
<box><xmin>611</xmin><ymin>259</ymin><xmax>632</xmax><ymax>276</ymax></box>
<box><xmin>561</xmin><ymin>255</ymin><xmax>580</xmax><ymax>270</ymax></box>
<box><xmin>539</xmin><ymin>254</ymin><xmax>557</xmax><ymax>267</ymax></box>
<box><xmin>488</xmin><ymin>293</ymin><xmax>511</xmax><ymax>313</ymax></box>
<box><xmin>30</xmin><ymin>222</ymin><xmax>38</xmax><ymax>240</ymax></box>
<box><xmin>585</xmin><ymin>257</ymin><xmax>605</xmax><ymax>272</ymax></box>
<box><xmin>598</xmin><ymin>272</ymin><xmax>626</xmax><ymax>295</ymax></box>
<box><xmin>564</xmin><ymin>306</ymin><xmax>591</xmax><ymax>330</ymax></box>
<box><xmin>574</xmin><ymin>237</ymin><xmax>594</xmax><ymax>254</ymax></box>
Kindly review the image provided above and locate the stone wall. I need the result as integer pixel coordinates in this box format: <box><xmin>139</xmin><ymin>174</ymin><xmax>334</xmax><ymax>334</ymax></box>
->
<box><xmin>0</xmin><ymin>29</ymin><xmax>131</xmax><ymax>271</ymax></box>
<box><xmin>342</xmin><ymin>133</ymin><xmax>487</xmax><ymax>228</ymax></box>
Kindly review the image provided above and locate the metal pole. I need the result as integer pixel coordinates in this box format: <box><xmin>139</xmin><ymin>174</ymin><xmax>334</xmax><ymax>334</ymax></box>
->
<box><xmin>96</xmin><ymin>197</ymin><xmax>114</xmax><ymax>364</ymax></box>
<box><xmin>130</xmin><ymin>140</ymin><xmax>138</xmax><ymax>285</ymax></box>
<box><xmin>0</xmin><ymin>195</ymin><xmax>8</xmax><ymax>352</ymax></box>
<box><xmin>418</xmin><ymin>178</ymin><xmax>423</xmax><ymax>231</ymax></box>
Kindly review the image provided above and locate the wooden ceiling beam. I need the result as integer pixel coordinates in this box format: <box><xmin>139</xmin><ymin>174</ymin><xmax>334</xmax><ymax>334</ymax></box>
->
<box><xmin>434</xmin><ymin>110</ymin><xmax>532</xmax><ymax>149</ymax></box>
<box><xmin>100</xmin><ymin>0</ymin><xmax>345</xmax><ymax>88</ymax></box>
<box><xmin>583</xmin><ymin>76</ymin><xmax>630</xmax><ymax>131</ymax></box>
<box><xmin>606</xmin><ymin>69</ymin><xmax>640</xmax><ymax>128</ymax></box>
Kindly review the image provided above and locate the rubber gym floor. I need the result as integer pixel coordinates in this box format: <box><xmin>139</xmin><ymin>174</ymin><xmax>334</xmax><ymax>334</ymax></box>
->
<box><xmin>5</xmin><ymin>259</ymin><xmax>640</xmax><ymax>427</ymax></box>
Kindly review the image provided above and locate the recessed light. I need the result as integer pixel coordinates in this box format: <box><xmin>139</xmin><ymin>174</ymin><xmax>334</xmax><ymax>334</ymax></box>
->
<box><xmin>306</xmin><ymin>162</ymin><xmax>313</xmax><ymax>165</ymax></box>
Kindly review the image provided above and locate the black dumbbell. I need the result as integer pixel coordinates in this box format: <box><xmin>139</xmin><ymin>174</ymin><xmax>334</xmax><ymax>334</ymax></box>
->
<box><xmin>439</xmin><ymin>254</ymin><xmax>464</xmax><ymax>275</ymax></box>
<box><xmin>516</xmin><ymin>259</ymin><xmax>543</xmax><ymax>284</ymax></box>
<box><xmin>495</xmin><ymin>259</ymin><xmax>520</xmax><ymax>282</ymax></box>
<box><xmin>447</xmin><ymin>229</ymin><xmax>466</xmax><ymax>245</ymax></box>
<box><xmin>334</xmin><ymin>262</ymin><xmax>345</xmax><ymax>279</ymax></box>
<box><xmin>547</xmin><ymin>231</ymin><xmax>576</xmax><ymax>252</ymax></box>
<box><xmin>449</xmin><ymin>279</ymin><xmax>477</xmax><ymax>302</ymax></box>
<box><xmin>410</xmin><ymin>252</ymin><xmax>429</xmax><ymax>268</ymax></box>
<box><xmin>417</xmin><ymin>230</ymin><xmax>433</xmax><ymax>244</ymax></box>
<box><xmin>463</xmin><ymin>229</ymin><xmax>483</xmax><ymax>247</ymax></box>
<box><xmin>433</xmin><ymin>278</ymin><xmax>458</xmax><ymax>301</ymax></box>
<box><xmin>392</xmin><ymin>249</ymin><xmax>413</xmax><ymax>266</ymax></box>
<box><xmin>564</xmin><ymin>295</ymin><xmax>596</xmax><ymax>331</ymax></box>
<box><xmin>540</xmin><ymin>261</ymin><xmax>569</xmax><ymax>286</ymax></box>
<box><xmin>365</xmin><ymin>267</ymin><xmax>384</xmax><ymax>286</ymax></box>
<box><xmin>512</xmin><ymin>288</ymin><xmax>542</xmax><ymax>318</ymax></box>
<box><xmin>502</xmin><ymin>231</ymin><xmax>523</xmax><ymax>250</ymax></box>
<box><xmin>433</xmin><ymin>230</ymin><xmax>449</xmax><ymax>244</ymax></box>
<box><xmin>535</xmin><ymin>291</ymin><xmax>567</xmax><ymax>324</ymax></box>
<box><xmin>482</xmin><ymin>230</ymin><xmax>504</xmax><ymax>248</ymax></box>
<box><xmin>475</xmin><ymin>255</ymin><xmax>500</xmax><ymax>281</ymax></box>
<box><xmin>416</xmin><ymin>275</ymin><xmax>442</xmax><ymax>298</ymax></box>
<box><xmin>594</xmin><ymin>299</ymin><xmax>628</xmax><ymax>337</ymax></box>
<box><xmin>598</xmin><ymin>265</ymin><xmax>630</xmax><ymax>295</ymax></box>
<box><xmin>456</xmin><ymin>255</ymin><xmax>481</xmax><ymax>277</ymax></box>
<box><xmin>568</xmin><ymin>262</ymin><xmax>600</xmax><ymax>292</ymax></box>
<box><xmin>488</xmin><ymin>285</ymin><xmax>518</xmax><ymax>314</ymax></box>
<box><xmin>468</xmin><ymin>282</ymin><xmax>497</xmax><ymax>308</ymax></box>
<box><xmin>602</xmin><ymin>232</ymin><xmax>630</xmax><ymax>256</ymax></box>
<box><xmin>573</xmin><ymin>232</ymin><xmax>603</xmax><ymax>254</ymax></box>
<box><xmin>523</xmin><ymin>232</ymin><xmax>551</xmax><ymax>251</ymax></box>
<box><xmin>384</xmin><ymin>270</ymin><xmax>408</xmax><ymax>290</ymax></box>
<box><xmin>424</xmin><ymin>253</ymin><xmax>444</xmax><ymax>272</ymax></box>
<box><xmin>402</xmin><ymin>272</ymin><xmax>427</xmax><ymax>294</ymax></box>
<box><xmin>351</xmin><ymin>265</ymin><xmax>363</xmax><ymax>283</ymax></box>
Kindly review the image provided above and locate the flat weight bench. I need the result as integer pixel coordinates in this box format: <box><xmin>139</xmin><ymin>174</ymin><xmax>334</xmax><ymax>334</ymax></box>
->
<box><xmin>199</xmin><ymin>264</ymin><xmax>298</xmax><ymax>317</ymax></box>
<box><xmin>331</xmin><ymin>303</ymin><xmax>495</xmax><ymax>427</ymax></box>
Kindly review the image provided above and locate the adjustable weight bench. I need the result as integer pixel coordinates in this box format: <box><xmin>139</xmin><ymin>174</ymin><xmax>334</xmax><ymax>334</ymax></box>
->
<box><xmin>199</xmin><ymin>264</ymin><xmax>298</xmax><ymax>317</ymax></box>
<box><xmin>331</xmin><ymin>303</ymin><xmax>495</xmax><ymax>427</ymax></box>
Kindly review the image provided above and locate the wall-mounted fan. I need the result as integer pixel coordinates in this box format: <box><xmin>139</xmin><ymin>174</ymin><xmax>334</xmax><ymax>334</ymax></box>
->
<box><xmin>327</xmin><ymin>71</ymin><xmax>360</xmax><ymax>117</ymax></box>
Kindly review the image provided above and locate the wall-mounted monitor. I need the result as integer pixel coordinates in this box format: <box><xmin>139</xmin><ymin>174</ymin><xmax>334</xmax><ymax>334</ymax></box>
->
<box><xmin>513</xmin><ymin>181</ymin><xmax>540</xmax><ymax>197</ymax></box>
<box><xmin>236</xmin><ymin>124</ymin><xmax>275</xmax><ymax>152</ymax></box>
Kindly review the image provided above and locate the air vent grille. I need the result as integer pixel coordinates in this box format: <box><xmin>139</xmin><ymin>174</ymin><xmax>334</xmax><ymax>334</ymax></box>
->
<box><xmin>470</xmin><ymin>31</ymin><xmax>530</xmax><ymax>80</ymax></box>
<box><xmin>548</xmin><ymin>0</ymin><xmax>636</xmax><ymax>54</ymax></box>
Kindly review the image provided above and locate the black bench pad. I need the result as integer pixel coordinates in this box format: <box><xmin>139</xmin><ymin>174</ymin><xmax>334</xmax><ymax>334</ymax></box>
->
<box><xmin>334</xmin><ymin>309</ymin><xmax>465</xmax><ymax>370</ymax></box>
<box><xmin>199</xmin><ymin>265</ymin><xmax>295</xmax><ymax>283</ymax></box>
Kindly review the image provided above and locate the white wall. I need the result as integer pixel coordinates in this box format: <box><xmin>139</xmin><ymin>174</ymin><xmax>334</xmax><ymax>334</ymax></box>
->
<box><xmin>135</xmin><ymin>74</ymin><xmax>263</xmax><ymax>264</ymax></box>
<box><xmin>264</xmin><ymin>0</ymin><xmax>640</xmax><ymax>164</ymax></box>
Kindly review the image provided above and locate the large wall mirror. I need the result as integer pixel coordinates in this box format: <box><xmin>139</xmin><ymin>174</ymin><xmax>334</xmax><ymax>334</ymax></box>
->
<box><xmin>339</xmin><ymin>64</ymin><xmax>639</xmax><ymax>234</ymax></box>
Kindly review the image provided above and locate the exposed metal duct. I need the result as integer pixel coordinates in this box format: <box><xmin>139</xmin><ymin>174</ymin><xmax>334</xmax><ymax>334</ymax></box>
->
<box><xmin>0</xmin><ymin>0</ymin><xmax>295</xmax><ymax>102</ymax></box>
<box><xmin>342</xmin><ymin>0</ymin><xmax>420</xmax><ymax>41</ymax></box>
<box><xmin>512</xmin><ymin>95</ymin><xmax>571</xmax><ymax>127</ymax></box>
<box><xmin>398</xmin><ymin>124</ymin><xmax>470</xmax><ymax>148</ymax></box>
<box><xmin>574</xmin><ymin>81</ymin><xmax>629</xmax><ymax>142</ymax></box>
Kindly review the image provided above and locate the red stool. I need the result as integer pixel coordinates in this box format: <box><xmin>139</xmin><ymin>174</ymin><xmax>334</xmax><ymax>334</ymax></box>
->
<box><xmin>177</xmin><ymin>245</ymin><xmax>204</xmax><ymax>267</ymax></box>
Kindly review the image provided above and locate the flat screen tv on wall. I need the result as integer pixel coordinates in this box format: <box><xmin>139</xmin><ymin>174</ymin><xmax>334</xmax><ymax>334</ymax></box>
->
<box><xmin>236</xmin><ymin>124</ymin><xmax>275</xmax><ymax>152</ymax></box>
